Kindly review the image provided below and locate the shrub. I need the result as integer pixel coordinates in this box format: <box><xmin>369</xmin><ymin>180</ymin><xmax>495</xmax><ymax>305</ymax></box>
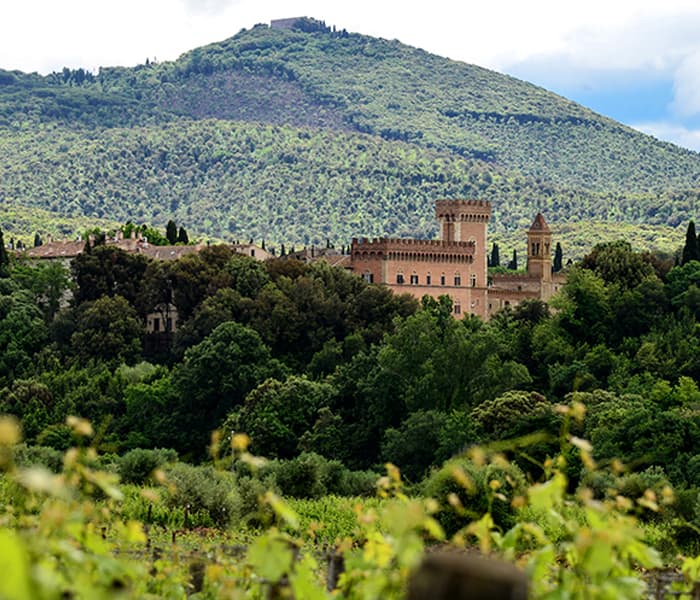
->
<box><xmin>422</xmin><ymin>457</ymin><xmax>527</xmax><ymax>536</ymax></box>
<box><xmin>163</xmin><ymin>462</ymin><xmax>239</xmax><ymax>527</ymax></box>
<box><xmin>262</xmin><ymin>453</ymin><xmax>379</xmax><ymax>499</ymax></box>
<box><xmin>12</xmin><ymin>443</ymin><xmax>63</xmax><ymax>472</ymax></box>
<box><xmin>118</xmin><ymin>447</ymin><xmax>178</xmax><ymax>484</ymax></box>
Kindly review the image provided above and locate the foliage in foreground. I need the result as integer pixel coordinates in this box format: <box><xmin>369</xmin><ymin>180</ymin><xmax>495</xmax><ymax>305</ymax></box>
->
<box><xmin>3</xmin><ymin>410</ymin><xmax>700</xmax><ymax>599</ymax></box>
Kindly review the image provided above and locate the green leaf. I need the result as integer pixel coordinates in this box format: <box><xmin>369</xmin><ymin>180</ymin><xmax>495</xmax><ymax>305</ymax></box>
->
<box><xmin>247</xmin><ymin>533</ymin><xmax>294</xmax><ymax>582</ymax></box>
<box><xmin>0</xmin><ymin>529</ymin><xmax>33</xmax><ymax>600</ymax></box>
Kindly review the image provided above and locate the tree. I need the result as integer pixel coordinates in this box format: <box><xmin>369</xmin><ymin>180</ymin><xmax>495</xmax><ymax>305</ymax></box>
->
<box><xmin>470</xmin><ymin>390</ymin><xmax>555</xmax><ymax>441</ymax></box>
<box><xmin>552</xmin><ymin>267</ymin><xmax>612</xmax><ymax>346</ymax></box>
<box><xmin>580</xmin><ymin>241</ymin><xmax>656</xmax><ymax>290</ymax></box>
<box><xmin>0</xmin><ymin>227</ymin><xmax>9</xmax><ymax>278</ymax></box>
<box><xmin>177</xmin><ymin>226</ymin><xmax>189</xmax><ymax>245</ymax></box>
<box><xmin>70</xmin><ymin>295</ymin><xmax>143</xmax><ymax>366</ymax></box>
<box><xmin>33</xmin><ymin>233</ymin><xmax>43</xmax><ymax>248</ymax></box>
<box><xmin>0</xmin><ymin>280</ymin><xmax>48</xmax><ymax>385</ymax></box>
<box><xmin>237</xmin><ymin>376</ymin><xmax>336</xmax><ymax>459</ymax></box>
<box><xmin>508</xmin><ymin>249</ymin><xmax>518</xmax><ymax>270</ymax></box>
<box><xmin>553</xmin><ymin>242</ymin><xmax>563</xmax><ymax>272</ymax></box>
<box><xmin>682</xmin><ymin>220</ymin><xmax>700</xmax><ymax>265</ymax></box>
<box><xmin>12</xmin><ymin>261</ymin><xmax>70</xmax><ymax>322</ymax></box>
<box><xmin>71</xmin><ymin>245</ymin><xmax>150</xmax><ymax>307</ymax></box>
<box><xmin>171</xmin><ymin>321</ymin><xmax>287</xmax><ymax>456</ymax></box>
<box><xmin>381</xmin><ymin>410</ymin><xmax>449</xmax><ymax>482</ymax></box>
<box><xmin>490</xmin><ymin>242</ymin><xmax>500</xmax><ymax>267</ymax></box>
<box><xmin>166</xmin><ymin>220</ymin><xmax>178</xmax><ymax>245</ymax></box>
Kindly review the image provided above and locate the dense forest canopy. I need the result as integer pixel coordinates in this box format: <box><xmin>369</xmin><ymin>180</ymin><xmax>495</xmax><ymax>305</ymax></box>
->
<box><xmin>0</xmin><ymin>22</ymin><xmax>697</xmax><ymax>255</ymax></box>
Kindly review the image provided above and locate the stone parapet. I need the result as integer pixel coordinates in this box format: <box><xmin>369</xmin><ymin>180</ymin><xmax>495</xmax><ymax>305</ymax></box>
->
<box><xmin>352</xmin><ymin>237</ymin><xmax>475</xmax><ymax>251</ymax></box>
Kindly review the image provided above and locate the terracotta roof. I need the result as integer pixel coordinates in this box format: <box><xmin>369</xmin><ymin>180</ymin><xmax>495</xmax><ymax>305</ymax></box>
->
<box><xmin>23</xmin><ymin>240</ymin><xmax>86</xmax><ymax>259</ymax></box>
<box><xmin>319</xmin><ymin>254</ymin><xmax>351</xmax><ymax>268</ymax></box>
<box><xmin>529</xmin><ymin>213</ymin><xmax>550</xmax><ymax>232</ymax></box>
<box><xmin>136</xmin><ymin>244</ymin><xmax>204</xmax><ymax>261</ymax></box>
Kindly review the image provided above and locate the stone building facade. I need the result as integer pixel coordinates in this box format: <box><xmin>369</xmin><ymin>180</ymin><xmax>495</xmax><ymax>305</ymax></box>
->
<box><xmin>350</xmin><ymin>200</ymin><xmax>565</xmax><ymax>319</ymax></box>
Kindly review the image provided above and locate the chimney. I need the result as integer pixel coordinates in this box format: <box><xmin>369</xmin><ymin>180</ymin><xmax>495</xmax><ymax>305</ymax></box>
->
<box><xmin>117</xmin><ymin>230</ymin><xmax>123</xmax><ymax>241</ymax></box>
<box><xmin>46</xmin><ymin>233</ymin><xmax>53</xmax><ymax>244</ymax></box>
<box><xmin>131</xmin><ymin>230</ymin><xmax>137</xmax><ymax>240</ymax></box>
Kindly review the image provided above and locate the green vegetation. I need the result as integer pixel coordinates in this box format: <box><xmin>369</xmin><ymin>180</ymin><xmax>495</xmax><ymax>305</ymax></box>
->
<box><xmin>4</xmin><ymin>233</ymin><xmax>700</xmax><ymax>594</ymax></box>
<box><xmin>1</xmin><ymin>24</ymin><xmax>698</xmax><ymax>254</ymax></box>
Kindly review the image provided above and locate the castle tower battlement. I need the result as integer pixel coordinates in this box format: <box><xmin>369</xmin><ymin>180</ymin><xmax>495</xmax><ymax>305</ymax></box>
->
<box><xmin>348</xmin><ymin>199</ymin><xmax>560</xmax><ymax>321</ymax></box>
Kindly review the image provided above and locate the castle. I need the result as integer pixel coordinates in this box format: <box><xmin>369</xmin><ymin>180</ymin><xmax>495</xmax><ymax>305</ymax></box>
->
<box><xmin>350</xmin><ymin>200</ymin><xmax>565</xmax><ymax>319</ymax></box>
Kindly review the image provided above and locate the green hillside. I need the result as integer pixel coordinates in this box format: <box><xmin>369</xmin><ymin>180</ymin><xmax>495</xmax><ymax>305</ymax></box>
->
<box><xmin>1</xmin><ymin>19</ymin><xmax>698</xmax><ymax>254</ymax></box>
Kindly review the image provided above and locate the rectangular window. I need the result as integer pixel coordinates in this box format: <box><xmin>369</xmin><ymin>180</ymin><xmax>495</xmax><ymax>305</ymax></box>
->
<box><xmin>440</xmin><ymin>275</ymin><xmax>445</xmax><ymax>285</ymax></box>
<box><xmin>396</xmin><ymin>274</ymin><xmax>405</xmax><ymax>284</ymax></box>
<box><xmin>454</xmin><ymin>276</ymin><xmax>461</xmax><ymax>286</ymax></box>
<box><xmin>454</xmin><ymin>304</ymin><xmax>461</xmax><ymax>315</ymax></box>
<box><xmin>166</xmin><ymin>318</ymin><xmax>173</xmax><ymax>332</ymax></box>
<box><xmin>426</xmin><ymin>275</ymin><xmax>431</xmax><ymax>285</ymax></box>
<box><xmin>153</xmin><ymin>318</ymin><xmax>160</xmax><ymax>332</ymax></box>
<box><xmin>410</xmin><ymin>274</ymin><xmax>419</xmax><ymax>285</ymax></box>
<box><xmin>363</xmin><ymin>273</ymin><xmax>374</xmax><ymax>283</ymax></box>
<box><xmin>471</xmin><ymin>274</ymin><xmax>477</xmax><ymax>287</ymax></box>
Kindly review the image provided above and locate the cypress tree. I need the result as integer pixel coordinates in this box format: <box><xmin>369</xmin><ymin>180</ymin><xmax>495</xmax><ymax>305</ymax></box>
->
<box><xmin>553</xmin><ymin>242</ymin><xmax>563</xmax><ymax>272</ymax></box>
<box><xmin>166</xmin><ymin>220</ymin><xmax>178</xmax><ymax>245</ymax></box>
<box><xmin>0</xmin><ymin>227</ymin><xmax>9</xmax><ymax>277</ymax></box>
<box><xmin>490</xmin><ymin>242</ymin><xmax>500</xmax><ymax>268</ymax></box>
<box><xmin>682</xmin><ymin>221</ymin><xmax>700</xmax><ymax>265</ymax></box>
<box><xmin>177</xmin><ymin>226</ymin><xmax>189</xmax><ymax>244</ymax></box>
<box><xmin>507</xmin><ymin>249</ymin><xmax>518</xmax><ymax>270</ymax></box>
<box><xmin>34</xmin><ymin>233</ymin><xmax>43</xmax><ymax>247</ymax></box>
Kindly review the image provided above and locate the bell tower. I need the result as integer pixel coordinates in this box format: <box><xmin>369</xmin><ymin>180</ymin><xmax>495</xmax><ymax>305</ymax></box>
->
<box><xmin>527</xmin><ymin>213</ymin><xmax>552</xmax><ymax>281</ymax></box>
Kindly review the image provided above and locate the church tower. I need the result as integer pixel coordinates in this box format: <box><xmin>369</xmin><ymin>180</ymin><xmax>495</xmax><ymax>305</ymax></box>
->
<box><xmin>526</xmin><ymin>213</ymin><xmax>552</xmax><ymax>282</ymax></box>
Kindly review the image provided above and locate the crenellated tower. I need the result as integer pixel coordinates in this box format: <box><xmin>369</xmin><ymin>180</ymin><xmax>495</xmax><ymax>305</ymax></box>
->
<box><xmin>435</xmin><ymin>199</ymin><xmax>491</xmax><ymax>279</ymax></box>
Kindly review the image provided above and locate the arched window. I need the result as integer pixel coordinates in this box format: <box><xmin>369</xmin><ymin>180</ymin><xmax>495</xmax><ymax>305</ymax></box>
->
<box><xmin>454</xmin><ymin>272</ymin><xmax>462</xmax><ymax>286</ymax></box>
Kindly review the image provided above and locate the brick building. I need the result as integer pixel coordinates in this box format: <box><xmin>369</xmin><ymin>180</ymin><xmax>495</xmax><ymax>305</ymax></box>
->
<box><xmin>350</xmin><ymin>200</ymin><xmax>565</xmax><ymax>319</ymax></box>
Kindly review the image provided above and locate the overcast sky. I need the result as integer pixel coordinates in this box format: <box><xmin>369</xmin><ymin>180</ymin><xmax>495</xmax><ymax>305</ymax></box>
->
<box><xmin>2</xmin><ymin>0</ymin><xmax>700</xmax><ymax>150</ymax></box>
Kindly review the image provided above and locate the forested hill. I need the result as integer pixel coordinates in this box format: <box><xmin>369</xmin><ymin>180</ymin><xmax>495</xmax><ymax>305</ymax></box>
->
<box><xmin>0</xmin><ymin>19</ymin><xmax>697</xmax><ymax>251</ymax></box>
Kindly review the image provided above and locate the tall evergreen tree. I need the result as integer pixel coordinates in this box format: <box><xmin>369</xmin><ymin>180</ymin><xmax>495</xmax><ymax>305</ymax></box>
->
<box><xmin>0</xmin><ymin>227</ymin><xmax>9</xmax><ymax>277</ymax></box>
<box><xmin>490</xmin><ymin>242</ymin><xmax>500</xmax><ymax>268</ymax></box>
<box><xmin>682</xmin><ymin>220</ymin><xmax>700</xmax><ymax>265</ymax></box>
<box><xmin>553</xmin><ymin>242</ymin><xmax>563</xmax><ymax>272</ymax></box>
<box><xmin>507</xmin><ymin>249</ymin><xmax>518</xmax><ymax>270</ymax></box>
<box><xmin>177</xmin><ymin>226</ymin><xmax>189</xmax><ymax>244</ymax></box>
<box><xmin>166</xmin><ymin>220</ymin><xmax>178</xmax><ymax>245</ymax></box>
<box><xmin>33</xmin><ymin>233</ymin><xmax>43</xmax><ymax>247</ymax></box>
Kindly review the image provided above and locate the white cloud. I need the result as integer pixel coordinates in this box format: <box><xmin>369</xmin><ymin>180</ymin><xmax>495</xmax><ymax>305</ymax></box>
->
<box><xmin>2</xmin><ymin>0</ymin><xmax>700</xmax><ymax>75</ymax></box>
<box><xmin>671</xmin><ymin>51</ymin><xmax>700</xmax><ymax>117</ymax></box>
<box><xmin>632</xmin><ymin>121</ymin><xmax>700</xmax><ymax>152</ymax></box>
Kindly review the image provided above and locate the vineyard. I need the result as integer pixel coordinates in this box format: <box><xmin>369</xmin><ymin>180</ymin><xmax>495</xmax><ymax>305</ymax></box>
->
<box><xmin>1</xmin><ymin>409</ymin><xmax>699</xmax><ymax>599</ymax></box>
